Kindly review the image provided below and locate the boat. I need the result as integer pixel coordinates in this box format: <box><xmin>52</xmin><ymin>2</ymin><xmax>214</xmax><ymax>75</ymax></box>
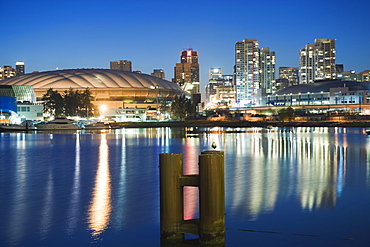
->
<box><xmin>366</xmin><ymin>129</ymin><xmax>370</xmax><ymax>135</ymax></box>
<box><xmin>0</xmin><ymin>120</ymin><xmax>37</xmax><ymax>132</ymax></box>
<box><xmin>84</xmin><ymin>121</ymin><xmax>111</xmax><ymax>130</ymax></box>
<box><xmin>35</xmin><ymin>117</ymin><xmax>83</xmax><ymax>130</ymax></box>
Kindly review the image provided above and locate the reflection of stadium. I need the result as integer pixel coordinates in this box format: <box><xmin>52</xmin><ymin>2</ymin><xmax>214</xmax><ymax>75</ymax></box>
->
<box><xmin>1</xmin><ymin>69</ymin><xmax>184</xmax><ymax>114</ymax></box>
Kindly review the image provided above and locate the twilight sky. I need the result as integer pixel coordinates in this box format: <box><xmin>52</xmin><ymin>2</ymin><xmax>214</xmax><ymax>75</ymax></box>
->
<box><xmin>1</xmin><ymin>0</ymin><xmax>369</xmax><ymax>91</ymax></box>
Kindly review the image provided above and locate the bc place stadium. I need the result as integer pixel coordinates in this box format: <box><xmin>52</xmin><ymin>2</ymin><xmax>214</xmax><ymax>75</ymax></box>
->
<box><xmin>0</xmin><ymin>69</ymin><xmax>184</xmax><ymax>122</ymax></box>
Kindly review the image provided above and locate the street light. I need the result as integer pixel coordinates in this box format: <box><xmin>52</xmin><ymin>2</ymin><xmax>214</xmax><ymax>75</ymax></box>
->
<box><xmin>99</xmin><ymin>104</ymin><xmax>107</xmax><ymax>119</ymax></box>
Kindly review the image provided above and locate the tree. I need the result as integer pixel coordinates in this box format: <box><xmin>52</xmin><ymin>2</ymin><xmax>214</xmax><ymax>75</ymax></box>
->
<box><xmin>286</xmin><ymin>107</ymin><xmax>295</xmax><ymax>121</ymax></box>
<box><xmin>41</xmin><ymin>88</ymin><xmax>94</xmax><ymax>117</ymax></box>
<box><xmin>170</xmin><ymin>95</ymin><xmax>194</xmax><ymax>120</ymax></box>
<box><xmin>64</xmin><ymin>88</ymin><xmax>80</xmax><ymax>116</ymax></box>
<box><xmin>278</xmin><ymin>107</ymin><xmax>295</xmax><ymax>122</ymax></box>
<box><xmin>42</xmin><ymin>88</ymin><xmax>64</xmax><ymax>116</ymax></box>
<box><xmin>80</xmin><ymin>88</ymin><xmax>94</xmax><ymax>117</ymax></box>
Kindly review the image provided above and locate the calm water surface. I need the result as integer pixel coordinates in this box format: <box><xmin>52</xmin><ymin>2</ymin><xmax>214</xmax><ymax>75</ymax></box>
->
<box><xmin>0</xmin><ymin>127</ymin><xmax>370</xmax><ymax>246</ymax></box>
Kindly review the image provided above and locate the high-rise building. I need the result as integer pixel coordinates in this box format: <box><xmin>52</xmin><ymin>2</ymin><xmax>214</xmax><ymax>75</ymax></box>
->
<box><xmin>336</xmin><ymin>64</ymin><xmax>344</xmax><ymax>74</ymax></box>
<box><xmin>338</xmin><ymin>70</ymin><xmax>362</xmax><ymax>82</ymax></box>
<box><xmin>360</xmin><ymin>70</ymin><xmax>370</xmax><ymax>82</ymax></box>
<box><xmin>209</xmin><ymin>68</ymin><xmax>222</xmax><ymax>80</ymax></box>
<box><xmin>279</xmin><ymin>67</ymin><xmax>299</xmax><ymax>87</ymax></box>
<box><xmin>151</xmin><ymin>69</ymin><xmax>165</xmax><ymax>80</ymax></box>
<box><xmin>235</xmin><ymin>39</ymin><xmax>260</xmax><ymax>106</ymax></box>
<box><xmin>110</xmin><ymin>60</ymin><xmax>132</xmax><ymax>71</ymax></box>
<box><xmin>0</xmin><ymin>66</ymin><xmax>16</xmax><ymax>80</ymax></box>
<box><xmin>173</xmin><ymin>49</ymin><xmax>200</xmax><ymax>94</ymax></box>
<box><xmin>16</xmin><ymin>62</ymin><xmax>25</xmax><ymax>76</ymax></box>
<box><xmin>299</xmin><ymin>38</ymin><xmax>336</xmax><ymax>84</ymax></box>
<box><xmin>206</xmin><ymin>73</ymin><xmax>234</xmax><ymax>108</ymax></box>
<box><xmin>259</xmin><ymin>48</ymin><xmax>276</xmax><ymax>94</ymax></box>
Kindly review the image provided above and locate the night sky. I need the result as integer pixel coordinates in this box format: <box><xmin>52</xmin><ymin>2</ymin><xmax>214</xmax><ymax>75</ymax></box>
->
<box><xmin>1</xmin><ymin>0</ymin><xmax>369</xmax><ymax>92</ymax></box>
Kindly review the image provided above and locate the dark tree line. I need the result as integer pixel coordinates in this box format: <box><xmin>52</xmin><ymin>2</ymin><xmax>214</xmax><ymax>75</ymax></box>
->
<box><xmin>159</xmin><ymin>95</ymin><xmax>196</xmax><ymax>120</ymax></box>
<box><xmin>278</xmin><ymin>106</ymin><xmax>295</xmax><ymax>122</ymax></box>
<box><xmin>42</xmin><ymin>88</ymin><xmax>94</xmax><ymax>117</ymax></box>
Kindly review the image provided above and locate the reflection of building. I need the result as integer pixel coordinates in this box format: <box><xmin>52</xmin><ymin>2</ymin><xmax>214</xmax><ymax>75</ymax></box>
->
<box><xmin>296</xmin><ymin>129</ymin><xmax>339</xmax><ymax>210</ymax></box>
<box><xmin>0</xmin><ymin>69</ymin><xmax>184</xmax><ymax>117</ymax></box>
<box><xmin>224</xmin><ymin>127</ymin><xmax>348</xmax><ymax>219</ymax></box>
<box><xmin>110</xmin><ymin>60</ymin><xmax>132</xmax><ymax>71</ymax></box>
<box><xmin>299</xmin><ymin>38</ymin><xmax>336</xmax><ymax>84</ymax></box>
<box><xmin>173</xmin><ymin>49</ymin><xmax>200</xmax><ymax>95</ymax></box>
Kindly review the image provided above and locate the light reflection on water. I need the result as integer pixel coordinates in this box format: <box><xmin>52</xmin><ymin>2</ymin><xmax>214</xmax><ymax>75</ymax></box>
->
<box><xmin>67</xmin><ymin>133</ymin><xmax>80</xmax><ymax>234</ymax></box>
<box><xmin>1</xmin><ymin>127</ymin><xmax>370</xmax><ymax>246</ymax></box>
<box><xmin>225</xmin><ymin>127</ymin><xmax>368</xmax><ymax>220</ymax></box>
<box><xmin>87</xmin><ymin>134</ymin><xmax>112</xmax><ymax>238</ymax></box>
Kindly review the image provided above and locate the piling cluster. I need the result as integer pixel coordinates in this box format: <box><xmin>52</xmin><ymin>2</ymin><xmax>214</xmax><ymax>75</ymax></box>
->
<box><xmin>159</xmin><ymin>151</ymin><xmax>225</xmax><ymax>245</ymax></box>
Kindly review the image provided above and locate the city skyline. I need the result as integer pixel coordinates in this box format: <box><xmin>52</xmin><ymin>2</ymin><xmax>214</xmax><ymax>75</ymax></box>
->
<box><xmin>1</xmin><ymin>0</ymin><xmax>369</xmax><ymax>93</ymax></box>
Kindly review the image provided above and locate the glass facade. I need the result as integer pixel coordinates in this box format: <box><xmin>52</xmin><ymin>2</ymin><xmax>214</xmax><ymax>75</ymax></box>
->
<box><xmin>299</xmin><ymin>39</ymin><xmax>336</xmax><ymax>84</ymax></box>
<box><xmin>0</xmin><ymin>85</ymin><xmax>36</xmax><ymax>102</ymax></box>
<box><xmin>0</xmin><ymin>96</ymin><xmax>17</xmax><ymax>114</ymax></box>
<box><xmin>235</xmin><ymin>39</ymin><xmax>260</xmax><ymax>106</ymax></box>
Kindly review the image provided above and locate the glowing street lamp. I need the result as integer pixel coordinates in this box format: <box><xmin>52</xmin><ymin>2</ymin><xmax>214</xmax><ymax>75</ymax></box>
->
<box><xmin>99</xmin><ymin>105</ymin><xmax>107</xmax><ymax>118</ymax></box>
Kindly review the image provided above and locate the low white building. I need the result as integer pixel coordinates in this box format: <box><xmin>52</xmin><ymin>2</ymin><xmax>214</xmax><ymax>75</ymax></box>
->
<box><xmin>17</xmin><ymin>102</ymin><xmax>44</xmax><ymax>121</ymax></box>
<box><xmin>267</xmin><ymin>80</ymin><xmax>369</xmax><ymax>108</ymax></box>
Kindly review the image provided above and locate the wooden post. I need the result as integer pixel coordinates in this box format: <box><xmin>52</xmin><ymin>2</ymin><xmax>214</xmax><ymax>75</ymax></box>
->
<box><xmin>199</xmin><ymin>152</ymin><xmax>225</xmax><ymax>244</ymax></box>
<box><xmin>159</xmin><ymin>153</ymin><xmax>184</xmax><ymax>241</ymax></box>
<box><xmin>159</xmin><ymin>151</ymin><xmax>225</xmax><ymax>245</ymax></box>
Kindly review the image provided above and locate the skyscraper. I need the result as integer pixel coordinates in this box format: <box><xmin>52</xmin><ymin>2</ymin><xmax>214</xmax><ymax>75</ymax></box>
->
<box><xmin>16</xmin><ymin>62</ymin><xmax>25</xmax><ymax>76</ymax></box>
<box><xmin>235</xmin><ymin>39</ymin><xmax>260</xmax><ymax>106</ymax></box>
<box><xmin>206</xmin><ymin>69</ymin><xmax>234</xmax><ymax>107</ymax></box>
<box><xmin>173</xmin><ymin>49</ymin><xmax>200</xmax><ymax>94</ymax></box>
<box><xmin>0</xmin><ymin>66</ymin><xmax>16</xmax><ymax>80</ymax></box>
<box><xmin>151</xmin><ymin>69</ymin><xmax>165</xmax><ymax>80</ymax></box>
<box><xmin>360</xmin><ymin>70</ymin><xmax>370</xmax><ymax>82</ymax></box>
<box><xmin>279</xmin><ymin>67</ymin><xmax>299</xmax><ymax>86</ymax></box>
<box><xmin>259</xmin><ymin>48</ymin><xmax>276</xmax><ymax>94</ymax></box>
<box><xmin>209</xmin><ymin>68</ymin><xmax>222</xmax><ymax>80</ymax></box>
<box><xmin>110</xmin><ymin>60</ymin><xmax>132</xmax><ymax>71</ymax></box>
<box><xmin>299</xmin><ymin>38</ymin><xmax>336</xmax><ymax>84</ymax></box>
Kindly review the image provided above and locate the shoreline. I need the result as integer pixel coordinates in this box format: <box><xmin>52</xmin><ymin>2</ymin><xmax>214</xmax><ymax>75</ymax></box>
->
<box><xmin>118</xmin><ymin>120</ymin><xmax>370</xmax><ymax>128</ymax></box>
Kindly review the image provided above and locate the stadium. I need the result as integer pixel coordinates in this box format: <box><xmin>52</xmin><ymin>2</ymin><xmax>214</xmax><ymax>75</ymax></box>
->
<box><xmin>0</xmin><ymin>69</ymin><xmax>184</xmax><ymax>120</ymax></box>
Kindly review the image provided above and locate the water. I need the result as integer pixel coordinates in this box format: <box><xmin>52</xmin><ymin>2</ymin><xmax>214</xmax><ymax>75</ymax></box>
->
<box><xmin>1</xmin><ymin>127</ymin><xmax>370</xmax><ymax>246</ymax></box>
